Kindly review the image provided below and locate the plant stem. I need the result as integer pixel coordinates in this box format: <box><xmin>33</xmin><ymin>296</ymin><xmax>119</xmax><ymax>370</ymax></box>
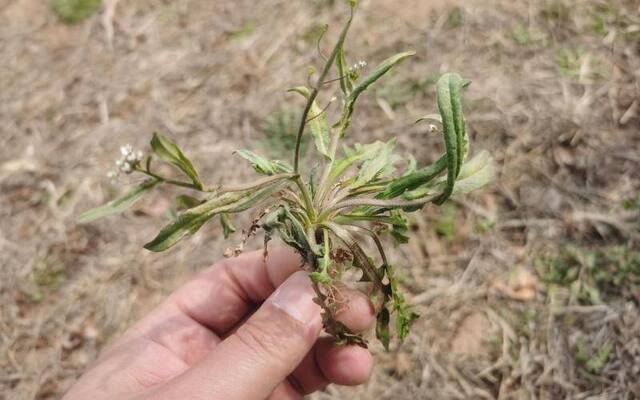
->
<box><xmin>293</xmin><ymin>7</ymin><xmax>355</xmax><ymax>173</ymax></box>
<box><xmin>135</xmin><ymin>167</ymin><xmax>203</xmax><ymax>191</ymax></box>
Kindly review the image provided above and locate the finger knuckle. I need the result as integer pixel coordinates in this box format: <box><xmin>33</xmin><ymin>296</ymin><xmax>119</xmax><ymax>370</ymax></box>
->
<box><xmin>234</xmin><ymin>319</ymin><xmax>288</xmax><ymax>365</ymax></box>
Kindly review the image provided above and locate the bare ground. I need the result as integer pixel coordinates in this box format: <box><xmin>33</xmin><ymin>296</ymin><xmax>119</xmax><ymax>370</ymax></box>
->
<box><xmin>1</xmin><ymin>0</ymin><xmax>639</xmax><ymax>399</ymax></box>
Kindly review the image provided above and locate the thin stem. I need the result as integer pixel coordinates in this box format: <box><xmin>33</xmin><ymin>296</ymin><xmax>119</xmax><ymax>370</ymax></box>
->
<box><xmin>135</xmin><ymin>167</ymin><xmax>202</xmax><ymax>191</ymax></box>
<box><xmin>293</xmin><ymin>7</ymin><xmax>355</xmax><ymax>173</ymax></box>
<box><xmin>322</xmin><ymin>74</ymin><xmax>350</xmax><ymax>85</ymax></box>
<box><xmin>306</xmin><ymin>98</ymin><xmax>334</xmax><ymax>124</ymax></box>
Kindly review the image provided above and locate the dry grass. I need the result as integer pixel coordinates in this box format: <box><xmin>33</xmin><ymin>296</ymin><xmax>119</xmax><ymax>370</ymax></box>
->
<box><xmin>1</xmin><ymin>0</ymin><xmax>639</xmax><ymax>399</ymax></box>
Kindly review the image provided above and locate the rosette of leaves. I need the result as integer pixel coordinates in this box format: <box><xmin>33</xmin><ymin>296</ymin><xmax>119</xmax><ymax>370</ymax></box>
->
<box><xmin>80</xmin><ymin>0</ymin><xmax>494</xmax><ymax>349</ymax></box>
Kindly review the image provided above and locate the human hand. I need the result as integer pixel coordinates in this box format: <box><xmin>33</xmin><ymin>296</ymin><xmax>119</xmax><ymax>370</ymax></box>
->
<box><xmin>63</xmin><ymin>247</ymin><xmax>375</xmax><ymax>399</ymax></box>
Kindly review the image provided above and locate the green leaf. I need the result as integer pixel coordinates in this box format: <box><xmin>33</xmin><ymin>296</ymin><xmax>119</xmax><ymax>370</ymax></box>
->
<box><xmin>329</xmin><ymin>141</ymin><xmax>386</xmax><ymax>184</ymax></box>
<box><xmin>394</xmin><ymin>298</ymin><xmax>419</xmax><ymax>341</ymax></box>
<box><xmin>403</xmin><ymin>155</ymin><xmax>418</xmax><ymax>177</ymax></box>
<box><xmin>353</xmin><ymin>139</ymin><xmax>398</xmax><ymax>187</ymax></box>
<box><xmin>335</xmin><ymin>212</ymin><xmax>408</xmax><ymax>244</ymax></box>
<box><xmin>151</xmin><ymin>133</ymin><xmax>203</xmax><ymax>189</ymax></box>
<box><xmin>234</xmin><ymin>150</ymin><xmax>293</xmax><ymax>176</ymax></box>
<box><xmin>313</xmin><ymin>229</ymin><xmax>333</xmax><ymax>284</ymax></box>
<box><xmin>388</xmin><ymin>211</ymin><xmax>410</xmax><ymax>244</ymax></box>
<box><xmin>347</xmin><ymin>52</ymin><xmax>415</xmax><ymax>109</ymax></box>
<box><xmin>384</xmin><ymin>263</ymin><xmax>419</xmax><ymax>342</ymax></box>
<box><xmin>175</xmin><ymin>195</ymin><xmax>203</xmax><ymax>211</ymax></box>
<box><xmin>78</xmin><ymin>179</ymin><xmax>160</xmax><ymax>223</ymax></box>
<box><xmin>353</xmin><ymin>139</ymin><xmax>399</xmax><ymax>187</ymax></box>
<box><xmin>144</xmin><ymin>184</ymin><xmax>282</xmax><ymax>252</ymax></box>
<box><xmin>404</xmin><ymin>151</ymin><xmax>495</xmax><ymax>200</ymax></box>
<box><xmin>336</xmin><ymin>47</ymin><xmax>354</xmax><ymax>96</ymax></box>
<box><xmin>433</xmin><ymin>73</ymin><xmax>468</xmax><ymax>204</ymax></box>
<box><xmin>288</xmin><ymin>87</ymin><xmax>331</xmax><ymax>160</ymax></box>
<box><xmin>263</xmin><ymin>206</ymin><xmax>315</xmax><ymax>257</ymax></box>
<box><xmin>376</xmin><ymin>307</ymin><xmax>391</xmax><ymax>350</ymax></box>
<box><xmin>220</xmin><ymin>214</ymin><xmax>236</xmax><ymax>238</ymax></box>
<box><xmin>378</xmin><ymin>156</ymin><xmax>447</xmax><ymax>199</ymax></box>
<box><xmin>451</xmin><ymin>150</ymin><xmax>495</xmax><ymax>195</ymax></box>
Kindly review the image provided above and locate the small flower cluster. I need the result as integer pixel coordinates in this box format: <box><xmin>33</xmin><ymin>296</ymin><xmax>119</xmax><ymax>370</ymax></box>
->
<box><xmin>107</xmin><ymin>144</ymin><xmax>143</xmax><ymax>180</ymax></box>
<box><xmin>347</xmin><ymin>60</ymin><xmax>367</xmax><ymax>81</ymax></box>
<box><xmin>349</xmin><ymin>60</ymin><xmax>367</xmax><ymax>74</ymax></box>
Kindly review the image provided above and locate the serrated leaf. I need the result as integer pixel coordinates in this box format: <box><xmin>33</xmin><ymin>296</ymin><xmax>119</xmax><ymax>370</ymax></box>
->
<box><xmin>394</xmin><ymin>299</ymin><xmax>419</xmax><ymax>341</ymax></box>
<box><xmin>144</xmin><ymin>184</ymin><xmax>282</xmax><ymax>252</ymax></box>
<box><xmin>78</xmin><ymin>179</ymin><xmax>160</xmax><ymax>223</ymax></box>
<box><xmin>385</xmin><ymin>263</ymin><xmax>419</xmax><ymax>342</ymax></box>
<box><xmin>289</xmin><ymin>87</ymin><xmax>331</xmax><ymax>160</ymax></box>
<box><xmin>234</xmin><ymin>150</ymin><xmax>293</xmax><ymax>176</ymax></box>
<box><xmin>151</xmin><ymin>133</ymin><xmax>203</xmax><ymax>189</ymax></box>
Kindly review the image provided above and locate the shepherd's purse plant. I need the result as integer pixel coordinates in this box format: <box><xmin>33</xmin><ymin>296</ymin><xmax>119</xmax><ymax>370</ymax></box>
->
<box><xmin>80</xmin><ymin>0</ymin><xmax>495</xmax><ymax>349</ymax></box>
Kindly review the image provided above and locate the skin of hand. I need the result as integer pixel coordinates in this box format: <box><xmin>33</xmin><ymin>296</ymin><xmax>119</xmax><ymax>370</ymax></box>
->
<box><xmin>62</xmin><ymin>246</ymin><xmax>376</xmax><ymax>400</ymax></box>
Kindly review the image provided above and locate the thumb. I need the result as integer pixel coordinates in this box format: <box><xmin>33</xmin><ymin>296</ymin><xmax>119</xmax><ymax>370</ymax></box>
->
<box><xmin>157</xmin><ymin>271</ymin><xmax>323</xmax><ymax>400</ymax></box>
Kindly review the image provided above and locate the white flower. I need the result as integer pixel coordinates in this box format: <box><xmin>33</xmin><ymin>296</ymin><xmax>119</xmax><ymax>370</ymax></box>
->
<box><xmin>120</xmin><ymin>144</ymin><xmax>133</xmax><ymax>157</ymax></box>
<box><xmin>349</xmin><ymin>60</ymin><xmax>367</xmax><ymax>73</ymax></box>
<box><xmin>113</xmin><ymin>144</ymin><xmax>143</xmax><ymax>175</ymax></box>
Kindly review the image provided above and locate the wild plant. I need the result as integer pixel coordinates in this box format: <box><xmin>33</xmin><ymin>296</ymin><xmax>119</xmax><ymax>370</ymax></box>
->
<box><xmin>80</xmin><ymin>0</ymin><xmax>494</xmax><ymax>349</ymax></box>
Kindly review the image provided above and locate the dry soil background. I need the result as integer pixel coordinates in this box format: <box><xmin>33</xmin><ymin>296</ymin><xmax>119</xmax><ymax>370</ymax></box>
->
<box><xmin>1</xmin><ymin>0</ymin><xmax>639</xmax><ymax>399</ymax></box>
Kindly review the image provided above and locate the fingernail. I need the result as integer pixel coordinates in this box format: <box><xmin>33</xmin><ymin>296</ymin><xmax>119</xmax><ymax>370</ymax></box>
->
<box><xmin>267</xmin><ymin>271</ymin><xmax>321</xmax><ymax>325</ymax></box>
